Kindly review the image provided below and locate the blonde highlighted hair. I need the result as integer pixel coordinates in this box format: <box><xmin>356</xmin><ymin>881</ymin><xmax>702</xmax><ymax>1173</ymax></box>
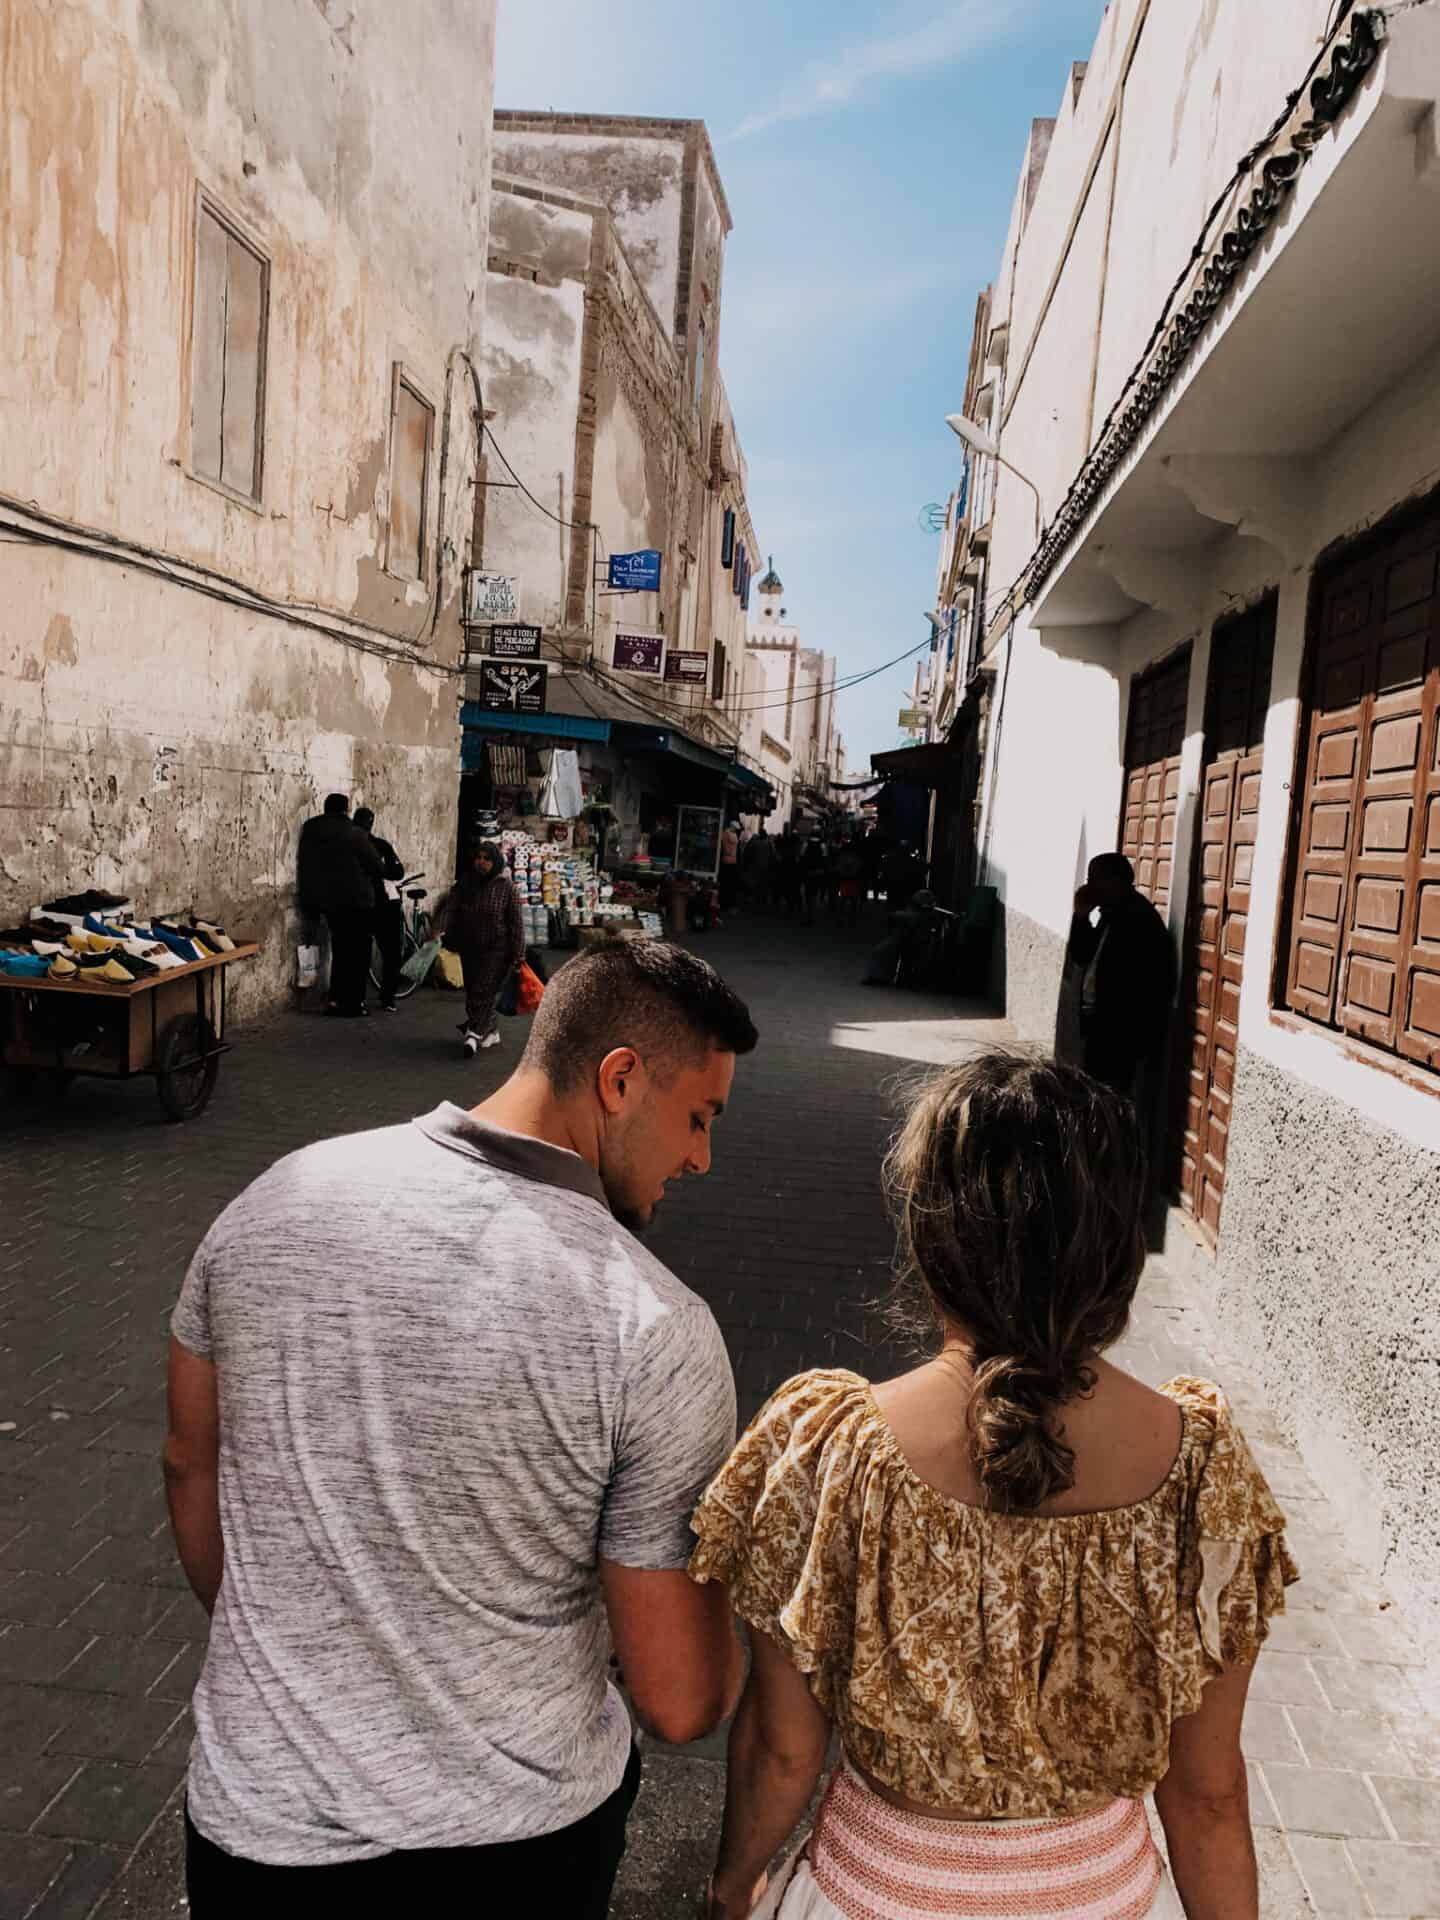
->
<box><xmin>886</xmin><ymin>1051</ymin><xmax>1148</xmax><ymax>1512</ymax></box>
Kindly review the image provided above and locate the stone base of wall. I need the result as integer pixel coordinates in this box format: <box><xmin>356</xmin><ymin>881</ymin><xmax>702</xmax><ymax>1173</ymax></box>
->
<box><xmin>1169</xmin><ymin>1044</ymin><xmax>1440</xmax><ymax>1662</ymax></box>
<box><xmin>997</xmin><ymin>902</ymin><xmax>1072</xmax><ymax>1055</ymax></box>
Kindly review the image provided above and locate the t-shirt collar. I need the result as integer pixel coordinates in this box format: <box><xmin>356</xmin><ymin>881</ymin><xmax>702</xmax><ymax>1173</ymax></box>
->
<box><xmin>413</xmin><ymin>1102</ymin><xmax>608</xmax><ymax>1208</ymax></box>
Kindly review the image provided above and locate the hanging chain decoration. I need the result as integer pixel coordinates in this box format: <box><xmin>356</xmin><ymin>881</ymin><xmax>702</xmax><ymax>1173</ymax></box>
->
<box><xmin>1023</xmin><ymin>7</ymin><xmax>1387</xmax><ymax>603</ymax></box>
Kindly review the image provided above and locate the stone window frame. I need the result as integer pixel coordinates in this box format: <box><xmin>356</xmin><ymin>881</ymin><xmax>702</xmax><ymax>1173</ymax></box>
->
<box><xmin>186</xmin><ymin>186</ymin><xmax>270</xmax><ymax>514</ymax></box>
<box><xmin>383</xmin><ymin>361</ymin><xmax>436</xmax><ymax>586</ymax></box>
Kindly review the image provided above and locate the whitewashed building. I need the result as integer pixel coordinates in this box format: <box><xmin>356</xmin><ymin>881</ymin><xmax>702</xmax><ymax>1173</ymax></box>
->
<box><xmin>742</xmin><ymin>561</ymin><xmax>842</xmax><ymax>831</ymax></box>
<box><xmin>951</xmin><ymin>0</ymin><xmax>1440</xmax><ymax>1643</ymax></box>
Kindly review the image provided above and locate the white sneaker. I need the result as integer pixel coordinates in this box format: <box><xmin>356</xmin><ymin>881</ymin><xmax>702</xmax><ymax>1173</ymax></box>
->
<box><xmin>463</xmin><ymin>1033</ymin><xmax>480</xmax><ymax>1057</ymax></box>
<box><xmin>479</xmin><ymin>1030</ymin><xmax>501</xmax><ymax>1050</ymax></box>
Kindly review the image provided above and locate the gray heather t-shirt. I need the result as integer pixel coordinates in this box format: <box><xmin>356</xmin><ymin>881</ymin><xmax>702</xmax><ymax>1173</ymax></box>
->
<box><xmin>170</xmin><ymin>1103</ymin><xmax>736</xmax><ymax>1864</ymax></box>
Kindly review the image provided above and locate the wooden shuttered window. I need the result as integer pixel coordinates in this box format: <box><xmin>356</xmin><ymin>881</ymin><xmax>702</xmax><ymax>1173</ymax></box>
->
<box><xmin>386</xmin><ymin>371</ymin><xmax>434</xmax><ymax>583</ymax></box>
<box><xmin>1284</xmin><ymin>507</ymin><xmax>1440</xmax><ymax>1072</ymax></box>
<box><xmin>1121</xmin><ymin>650</ymin><xmax>1191</xmax><ymax>917</ymax></box>
<box><xmin>191</xmin><ymin>201</ymin><xmax>268</xmax><ymax>501</ymax></box>
<box><xmin>712</xmin><ymin>639</ymin><xmax>727</xmax><ymax>705</ymax></box>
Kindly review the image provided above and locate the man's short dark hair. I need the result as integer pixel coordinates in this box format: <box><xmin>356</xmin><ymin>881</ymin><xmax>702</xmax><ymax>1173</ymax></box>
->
<box><xmin>523</xmin><ymin>938</ymin><xmax>758</xmax><ymax>1092</ymax></box>
<box><xmin>1090</xmin><ymin>852</ymin><xmax>1135</xmax><ymax>888</ymax></box>
<box><xmin>353</xmin><ymin>807</ymin><xmax>375</xmax><ymax>831</ymax></box>
<box><xmin>324</xmin><ymin>793</ymin><xmax>350</xmax><ymax>815</ymax></box>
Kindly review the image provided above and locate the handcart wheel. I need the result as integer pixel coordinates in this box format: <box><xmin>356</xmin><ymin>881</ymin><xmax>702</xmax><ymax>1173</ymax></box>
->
<box><xmin>156</xmin><ymin>1014</ymin><xmax>219</xmax><ymax>1122</ymax></box>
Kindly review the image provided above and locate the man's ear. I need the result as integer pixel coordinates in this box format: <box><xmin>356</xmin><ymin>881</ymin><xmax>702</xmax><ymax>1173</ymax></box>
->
<box><xmin>596</xmin><ymin>1046</ymin><xmax>642</xmax><ymax>1116</ymax></box>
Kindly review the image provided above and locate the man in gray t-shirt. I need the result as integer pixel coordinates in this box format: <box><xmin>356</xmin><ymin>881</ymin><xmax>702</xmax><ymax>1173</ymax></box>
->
<box><xmin>165</xmin><ymin>939</ymin><xmax>757</xmax><ymax>1913</ymax></box>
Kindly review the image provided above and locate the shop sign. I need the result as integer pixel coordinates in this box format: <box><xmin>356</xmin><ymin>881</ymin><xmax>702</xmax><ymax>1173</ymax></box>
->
<box><xmin>898</xmin><ymin>708</ymin><xmax>926</xmax><ymax>730</ymax></box>
<box><xmin>664</xmin><ymin>650</ymin><xmax>709</xmax><ymax>684</ymax></box>
<box><xmin>487</xmin><ymin>623</ymin><xmax>542</xmax><ymax>660</ymax></box>
<box><xmin>465</xmin><ymin>570</ymin><xmax>520</xmax><ymax>624</ymax></box>
<box><xmin>614</xmin><ymin>631</ymin><xmax>664</xmax><ymax>675</ymax></box>
<box><xmin>608</xmin><ymin>549</ymin><xmax>662</xmax><ymax>591</ymax></box>
<box><xmin>477</xmin><ymin>661</ymin><xmax>548</xmax><ymax>714</ymax></box>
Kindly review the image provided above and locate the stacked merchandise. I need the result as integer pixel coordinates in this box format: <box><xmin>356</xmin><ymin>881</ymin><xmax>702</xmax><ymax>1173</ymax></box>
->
<box><xmin>0</xmin><ymin>894</ymin><xmax>236</xmax><ymax>987</ymax></box>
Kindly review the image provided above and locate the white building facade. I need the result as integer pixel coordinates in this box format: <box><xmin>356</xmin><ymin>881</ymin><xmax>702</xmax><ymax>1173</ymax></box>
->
<box><xmin>957</xmin><ymin>0</ymin><xmax>1440</xmax><ymax>1644</ymax></box>
<box><xmin>742</xmin><ymin>561</ymin><xmax>842</xmax><ymax>830</ymax></box>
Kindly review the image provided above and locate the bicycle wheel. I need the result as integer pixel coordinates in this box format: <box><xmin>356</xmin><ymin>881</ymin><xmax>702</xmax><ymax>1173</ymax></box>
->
<box><xmin>368</xmin><ymin>939</ymin><xmax>384</xmax><ymax>995</ymax></box>
<box><xmin>390</xmin><ymin>917</ymin><xmax>425</xmax><ymax>1000</ymax></box>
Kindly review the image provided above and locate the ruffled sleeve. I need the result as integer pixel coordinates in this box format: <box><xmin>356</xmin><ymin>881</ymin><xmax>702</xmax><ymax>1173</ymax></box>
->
<box><xmin>1165</xmin><ymin>1377</ymin><xmax>1301</xmax><ymax>1673</ymax></box>
<box><xmin>688</xmin><ymin>1368</ymin><xmax>868</xmax><ymax>1666</ymax></box>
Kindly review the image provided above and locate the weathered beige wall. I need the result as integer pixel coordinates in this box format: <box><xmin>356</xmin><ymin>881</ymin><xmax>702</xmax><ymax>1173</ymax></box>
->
<box><xmin>0</xmin><ymin>0</ymin><xmax>495</xmax><ymax>1016</ymax></box>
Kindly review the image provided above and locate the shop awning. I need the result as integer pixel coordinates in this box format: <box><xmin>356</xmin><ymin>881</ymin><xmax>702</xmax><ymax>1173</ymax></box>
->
<box><xmin>870</xmin><ymin>741</ymin><xmax>958</xmax><ymax>786</ymax></box>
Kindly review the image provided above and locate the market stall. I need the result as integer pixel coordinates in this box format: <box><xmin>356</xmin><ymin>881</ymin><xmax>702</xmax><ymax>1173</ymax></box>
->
<box><xmin>1</xmin><ymin>897</ymin><xmax>257</xmax><ymax>1120</ymax></box>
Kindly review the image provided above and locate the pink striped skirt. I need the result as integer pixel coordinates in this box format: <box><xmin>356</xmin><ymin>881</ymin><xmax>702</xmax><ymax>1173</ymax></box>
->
<box><xmin>750</xmin><ymin>1760</ymin><xmax>1181</xmax><ymax>1920</ymax></box>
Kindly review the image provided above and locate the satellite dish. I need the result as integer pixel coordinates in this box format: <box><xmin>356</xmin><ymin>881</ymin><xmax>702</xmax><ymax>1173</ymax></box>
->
<box><xmin>918</xmin><ymin>503</ymin><xmax>947</xmax><ymax>534</ymax></box>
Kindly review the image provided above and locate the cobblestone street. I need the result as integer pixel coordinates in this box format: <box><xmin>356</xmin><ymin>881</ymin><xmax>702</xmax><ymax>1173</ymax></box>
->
<box><xmin>1</xmin><ymin>918</ymin><xmax>1437</xmax><ymax>1918</ymax></box>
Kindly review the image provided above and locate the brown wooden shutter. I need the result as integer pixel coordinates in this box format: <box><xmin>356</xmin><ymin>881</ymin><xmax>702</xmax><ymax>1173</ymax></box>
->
<box><xmin>1285</xmin><ymin>503</ymin><xmax>1440</xmax><ymax>1070</ymax></box>
<box><xmin>191</xmin><ymin>209</ymin><xmax>228</xmax><ymax>484</ymax></box>
<box><xmin>389</xmin><ymin>378</ymin><xmax>432</xmax><ymax>582</ymax></box>
<box><xmin>1121</xmin><ymin>650</ymin><xmax>1190</xmax><ymax>916</ymax></box>
<box><xmin>220</xmin><ymin>231</ymin><xmax>265</xmax><ymax>498</ymax></box>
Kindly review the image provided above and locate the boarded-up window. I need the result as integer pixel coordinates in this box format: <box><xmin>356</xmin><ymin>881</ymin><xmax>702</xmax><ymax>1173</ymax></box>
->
<box><xmin>191</xmin><ymin>201</ymin><xmax>267</xmax><ymax>501</ymax></box>
<box><xmin>712</xmin><ymin>638</ymin><xmax>727</xmax><ymax>705</ymax></box>
<box><xmin>1282</xmin><ymin>505</ymin><xmax>1440</xmax><ymax>1073</ymax></box>
<box><xmin>694</xmin><ymin>320</ymin><xmax>707</xmax><ymax>413</ymax></box>
<box><xmin>1120</xmin><ymin>649</ymin><xmax>1191</xmax><ymax>917</ymax></box>
<box><xmin>387</xmin><ymin>371</ymin><xmax>434</xmax><ymax>582</ymax></box>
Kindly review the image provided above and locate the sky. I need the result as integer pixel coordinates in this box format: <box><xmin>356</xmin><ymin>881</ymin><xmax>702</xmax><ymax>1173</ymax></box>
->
<box><xmin>497</xmin><ymin>0</ymin><xmax>1110</xmax><ymax>768</ymax></box>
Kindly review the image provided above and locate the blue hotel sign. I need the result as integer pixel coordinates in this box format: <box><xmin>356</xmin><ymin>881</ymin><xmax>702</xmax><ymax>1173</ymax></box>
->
<box><xmin>608</xmin><ymin>549</ymin><xmax>662</xmax><ymax>591</ymax></box>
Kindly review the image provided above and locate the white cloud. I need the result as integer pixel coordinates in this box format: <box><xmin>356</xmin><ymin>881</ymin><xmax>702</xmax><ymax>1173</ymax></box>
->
<box><xmin>727</xmin><ymin>0</ymin><xmax>1021</xmax><ymax>141</ymax></box>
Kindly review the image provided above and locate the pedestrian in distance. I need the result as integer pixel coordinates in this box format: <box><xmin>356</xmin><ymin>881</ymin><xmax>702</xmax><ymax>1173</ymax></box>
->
<box><xmin>1066</xmin><ymin>852</ymin><xmax>1177</xmax><ymax>1098</ymax></box>
<box><xmin>353</xmin><ymin>806</ymin><xmax>405</xmax><ymax>1012</ymax></box>
<box><xmin>163</xmin><ymin>938</ymin><xmax>758</xmax><ymax>1917</ymax></box>
<box><xmin>741</xmin><ymin>824</ymin><xmax>774</xmax><ymax>906</ymax></box>
<box><xmin>798</xmin><ymin>836</ymin><xmax>828</xmax><ymax>926</ymax></box>
<box><xmin>296</xmin><ymin>792</ymin><xmax>385</xmax><ymax>1018</ymax></box>
<box><xmin>718</xmin><ymin>820</ymin><xmax>742</xmax><ymax>915</ymax></box>
<box><xmin>775</xmin><ymin>825</ymin><xmax>802</xmax><ymax>916</ymax></box>
<box><xmin>692</xmin><ymin>1050</ymin><xmax>1295</xmax><ymax>1920</ymax></box>
<box><xmin>436</xmin><ymin>841</ymin><xmax>525</xmax><ymax>1056</ymax></box>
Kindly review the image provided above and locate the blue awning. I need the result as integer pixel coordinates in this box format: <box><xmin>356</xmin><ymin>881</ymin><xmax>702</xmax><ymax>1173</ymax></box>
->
<box><xmin>459</xmin><ymin>701</ymin><xmax>609</xmax><ymax>742</ymax></box>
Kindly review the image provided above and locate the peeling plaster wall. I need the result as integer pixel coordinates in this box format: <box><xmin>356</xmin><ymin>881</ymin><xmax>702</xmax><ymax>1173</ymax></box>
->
<box><xmin>482</xmin><ymin>183</ymin><xmax>593</xmax><ymax>638</ymax></box>
<box><xmin>493</xmin><ymin>125</ymin><xmax>687</xmax><ymax>339</ymax></box>
<box><xmin>0</xmin><ymin>0</ymin><xmax>495</xmax><ymax>1018</ymax></box>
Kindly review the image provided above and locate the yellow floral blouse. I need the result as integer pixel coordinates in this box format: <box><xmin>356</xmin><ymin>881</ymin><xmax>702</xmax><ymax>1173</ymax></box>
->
<box><xmin>689</xmin><ymin>1369</ymin><xmax>1299</xmax><ymax>1820</ymax></box>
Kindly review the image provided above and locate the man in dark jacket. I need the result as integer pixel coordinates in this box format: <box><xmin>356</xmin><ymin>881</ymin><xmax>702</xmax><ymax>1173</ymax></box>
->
<box><xmin>297</xmin><ymin>794</ymin><xmax>384</xmax><ymax>1018</ymax></box>
<box><xmin>1066</xmin><ymin>852</ymin><xmax>1177</xmax><ymax>1096</ymax></box>
<box><xmin>354</xmin><ymin>808</ymin><xmax>406</xmax><ymax>1012</ymax></box>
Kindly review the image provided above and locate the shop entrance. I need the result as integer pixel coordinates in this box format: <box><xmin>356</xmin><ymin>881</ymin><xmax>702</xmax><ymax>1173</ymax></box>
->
<box><xmin>1174</xmin><ymin>601</ymin><xmax>1275</xmax><ymax>1247</ymax></box>
<box><xmin>1120</xmin><ymin>649</ymin><xmax>1192</xmax><ymax>916</ymax></box>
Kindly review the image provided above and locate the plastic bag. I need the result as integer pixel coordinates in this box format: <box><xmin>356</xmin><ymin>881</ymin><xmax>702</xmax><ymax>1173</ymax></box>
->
<box><xmin>496</xmin><ymin>968</ymin><xmax>520</xmax><ymax>1017</ymax></box>
<box><xmin>400</xmin><ymin>938</ymin><xmax>440</xmax><ymax>986</ymax></box>
<box><xmin>516</xmin><ymin>961</ymin><xmax>545</xmax><ymax>1014</ymax></box>
<box><xmin>436</xmin><ymin>948</ymin><xmax>465</xmax><ymax>991</ymax></box>
<box><xmin>297</xmin><ymin>943</ymin><xmax>320</xmax><ymax>990</ymax></box>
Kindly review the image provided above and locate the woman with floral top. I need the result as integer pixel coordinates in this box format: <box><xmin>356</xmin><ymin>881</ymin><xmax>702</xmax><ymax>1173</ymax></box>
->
<box><xmin>690</xmin><ymin>1051</ymin><xmax>1297</xmax><ymax>1920</ymax></box>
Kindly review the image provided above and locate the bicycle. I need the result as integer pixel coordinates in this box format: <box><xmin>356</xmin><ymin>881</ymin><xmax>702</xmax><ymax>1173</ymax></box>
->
<box><xmin>368</xmin><ymin>874</ymin><xmax>433</xmax><ymax>1001</ymax></box>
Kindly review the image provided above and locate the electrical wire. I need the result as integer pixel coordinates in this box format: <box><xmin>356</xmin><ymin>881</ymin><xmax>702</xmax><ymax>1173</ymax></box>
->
<box><xmin>0</xmin><ymin>498</ymin><xmax>464</xmax><ymax>676</ymax></box>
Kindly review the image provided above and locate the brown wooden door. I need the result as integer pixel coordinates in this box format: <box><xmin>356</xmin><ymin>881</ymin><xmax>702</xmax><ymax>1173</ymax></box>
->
<box><xmin>1121</xmin><ymin>651</ymin><xmax>1191</xmax><ymax>915</ymax></box>
<box><xmin>1177</xmin><ymin>604</ymin><xmax>1275</xmax><ymax>1245</ymax></box>
<box><xmin>1284</xmin><ymin>507</ymin><xmax>1440</xmax><ymax>1071</ymax></box>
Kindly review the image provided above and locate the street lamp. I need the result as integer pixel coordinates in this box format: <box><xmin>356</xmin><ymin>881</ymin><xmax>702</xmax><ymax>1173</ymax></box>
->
<box><xmin>945</xmin><ymin>412</ymin><xmax>1042</xmax><ymax>539</ymax></box>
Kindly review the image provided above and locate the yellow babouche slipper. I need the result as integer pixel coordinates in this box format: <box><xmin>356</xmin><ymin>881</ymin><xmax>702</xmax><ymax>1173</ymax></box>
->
<box><xmin>67</xmin><ymin>930</ymin><xmax>119</xmax><ymax>953</ymax></box>
<box><xmin>97</xmin><ymin>958</ymin><xmax>134</xmax><ymax>984</ymax></box>
<box><xmin>48</xmin><ymin>954</ymin><xmax>78</xmax><ymax>980</ymax></box>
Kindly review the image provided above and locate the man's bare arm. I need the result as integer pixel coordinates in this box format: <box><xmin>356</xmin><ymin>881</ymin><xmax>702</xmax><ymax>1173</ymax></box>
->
<box><xmin>163</xmin><ymin>1336</ymin><xmax>223</xmax><ymax>1613</ymax></box>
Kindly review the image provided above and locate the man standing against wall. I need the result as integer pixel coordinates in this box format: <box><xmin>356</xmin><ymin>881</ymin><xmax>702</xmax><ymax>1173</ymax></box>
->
<box><xmin>353</xmin><ymin>807</ymin><xmax>406</xmax><ymax>1012</ymax></box>
<box><xmin>1066</xmin><ymin>852</ymin><xmax>1177</xmax><ymax>1097</ymax></box>
<box><xmin>296</xmin><ymin>794</ymin><xmax>384</xmax><ymax>1018</ymax></box>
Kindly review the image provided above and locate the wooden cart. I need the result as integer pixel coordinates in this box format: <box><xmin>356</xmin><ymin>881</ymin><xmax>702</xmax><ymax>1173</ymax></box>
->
<box><xmin>0</xmin><ymin>943</ymin><xmax>259</xmax><ymax>1121</ymax></box>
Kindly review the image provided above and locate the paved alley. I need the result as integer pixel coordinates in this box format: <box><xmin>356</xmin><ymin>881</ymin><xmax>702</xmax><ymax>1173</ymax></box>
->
<box><xmin>1</xmin><ymin>918</ymin><xmax>1436</xmax><ymax>1918</ymax></box>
